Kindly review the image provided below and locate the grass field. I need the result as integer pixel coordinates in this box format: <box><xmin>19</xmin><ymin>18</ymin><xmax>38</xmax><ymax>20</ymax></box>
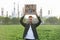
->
<box><xmin>0</xmin><ymin>25</ymin><xmax>60</xmax><ymax>40</ymax></box>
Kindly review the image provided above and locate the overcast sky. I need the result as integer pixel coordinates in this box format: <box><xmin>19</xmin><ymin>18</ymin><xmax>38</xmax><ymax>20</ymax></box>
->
<box><xmin>0</xmin><ymin>0</ymin><xmax>60</xmax><ymax>17</ymax></box>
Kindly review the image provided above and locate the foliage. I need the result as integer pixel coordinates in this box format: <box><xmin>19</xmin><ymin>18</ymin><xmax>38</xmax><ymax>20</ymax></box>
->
<box><xmin>0</xmin><ymin>16</ymin><xmax>20</xmax><ymax>25</ymax></box>
<box><xmin>0</xmin><ymin>16</ymin><xmax>60</xmax><ymax>25</ymax></box>
<box><xmin>11</xmin><ymin>18</ymin><xmax>20</xmax><ymax>24</ymax></box>
<box><xmin>44</xmin><ymin>17</ymin><xmax>58</xmax><ymax>25</ymax></box>
<box><xmin>58</xmin><ymin>18</ymin><xmax>60</xmax><ymax>24</ymax></box>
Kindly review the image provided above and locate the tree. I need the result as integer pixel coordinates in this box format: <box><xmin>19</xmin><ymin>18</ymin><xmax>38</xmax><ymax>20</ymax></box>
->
<box><xmin>0</xmin><ymin>16</ymin><xmax>5</xmax><ymax>24</ymax></box>
<box><xmin>11</xmin><ymin>18</ymin><xmax>20</xmax><ymax>24</ymax></box>
<box><xmin>3</xmin><ymin>17</ymin><xmax>11</xmax><ymax>25</ymax></box>
<box><xmin>45</xmin><ymin>17</ymin><xmax>58</xmax><ymax>25</ymax></box>
<box><xmin>58</xmin><ymin>18</ymin><xmax>60</xmax><ymax>24</ymax></box>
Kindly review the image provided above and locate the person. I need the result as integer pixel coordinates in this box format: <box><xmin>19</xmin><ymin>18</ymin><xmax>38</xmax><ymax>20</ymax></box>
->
<box><xmin>20</xmin><ymin>13</ymin><xmax>41</xmax><ymax>40</ymax></box>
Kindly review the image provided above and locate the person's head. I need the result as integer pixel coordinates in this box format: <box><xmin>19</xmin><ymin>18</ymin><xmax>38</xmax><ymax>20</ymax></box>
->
<box><xmin>28</xmin><ymin>16</ymin><xmax>33</xmax><ymax>24</ymax></box>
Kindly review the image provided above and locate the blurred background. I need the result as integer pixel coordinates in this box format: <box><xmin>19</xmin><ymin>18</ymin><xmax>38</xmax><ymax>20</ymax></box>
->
<box><xmin>0</xmin><ymin>0</ymin><xmax>60</xmax><ymax>25</ymax></box>
<box><xmin>0</xmin><ymin>0</ymin><xmax>60</xmax><ymax>40</ymax></box>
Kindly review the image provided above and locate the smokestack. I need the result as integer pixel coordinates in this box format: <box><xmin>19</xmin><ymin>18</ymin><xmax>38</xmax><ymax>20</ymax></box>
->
<box><xmin>1</xmin><ymin>8</ymin><xmax>4</xmax><ymax>17</ymax></box>
<box><xmin>17</xmin><ymin>3</ymin><xmax>19</xmax><ymax>18</ymax></box>
<box><xmin>40</xmin><ymin>8</ymin><xmax>42</xmax><ymax>18</ymax></box>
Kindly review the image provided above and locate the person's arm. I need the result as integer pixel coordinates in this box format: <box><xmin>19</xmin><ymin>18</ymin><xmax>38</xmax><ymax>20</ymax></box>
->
<box><xmin>20</xmin><ymin>14</ymin><xmax>26</xmax><ymax>27</ymax></box>
<box><xmin>35</xmin><ymin>13</ymin><xmax>41</xmax><ymax>27</ymax></box>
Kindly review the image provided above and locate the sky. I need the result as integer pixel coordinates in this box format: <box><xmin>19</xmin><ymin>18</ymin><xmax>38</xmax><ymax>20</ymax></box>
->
<box><xmin>0</xmin><ymin>0</ymin><xmax>60</xmax><ymax>17</ymax></box>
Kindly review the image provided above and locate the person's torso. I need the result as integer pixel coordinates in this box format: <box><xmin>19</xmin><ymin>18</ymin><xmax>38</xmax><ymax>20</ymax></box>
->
<box><xmin>25</xmin><ymin>25</ymin><xmax>35</xmax><ymax>39</ymax></box>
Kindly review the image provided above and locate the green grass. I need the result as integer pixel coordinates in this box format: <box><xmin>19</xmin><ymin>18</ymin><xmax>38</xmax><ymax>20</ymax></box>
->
<box><xmin>0</xmin><ymin>25</ymin><xmax>60</xmax><ymax>40</ymax></box>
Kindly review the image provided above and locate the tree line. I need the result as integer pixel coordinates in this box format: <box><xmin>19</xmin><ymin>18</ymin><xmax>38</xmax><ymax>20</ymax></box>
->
<box><xmin>0</xmin><ymin>16</ymin><xmax>60</xmax><ymax>25</ymax></box>
<box><xmin>44</xmin><ymin>17</ymin><xmax>60</xmax><ymax>25</ymax></box>
<box><xmin>0</xmin><ymin>16</ymin><xmax>20</xmax><ymax>25</ymax></box>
